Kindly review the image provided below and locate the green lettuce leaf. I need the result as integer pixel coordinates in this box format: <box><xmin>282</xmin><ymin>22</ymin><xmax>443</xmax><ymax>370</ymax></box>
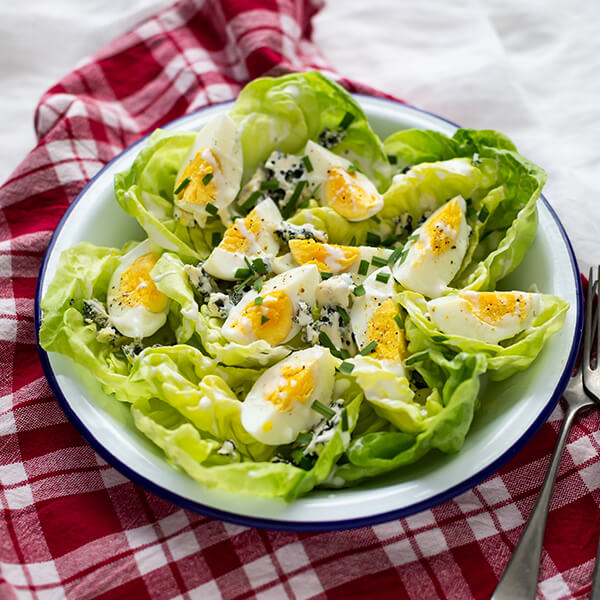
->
<box><xmin>321</xmin><ymin>351</ymin><xmax>486</xmax><ymax>487</ymax></box>
<box><xmin>229</xmin><ymin>71</ymin><xmax>391</xmax><ymax>191</ymax></box>
<box><xmin>131</xmin><ymin>374</ymin><xmax>364</xmax><ymax>499</ymax></box>
<box><xmin>39</xmin><ymin>243</ymin><xmax>130</xmax><ymax>392</ymax></box>
<box><xmin>399</xmin><ymin>290</ymin><xmax>569</xmax><ymax>381</ymax></box>
<box><xmin>383</xmin><ymin>128</ymin><xmax>546</xmax><ymax>291</ymax></box>
<box><xmin>114</xmin><ymin>130</ymin><xmax>225</xmax><ymax>260</ymax></box>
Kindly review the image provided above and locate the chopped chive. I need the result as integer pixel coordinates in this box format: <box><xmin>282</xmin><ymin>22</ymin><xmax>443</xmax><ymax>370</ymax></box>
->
<box><xmin>202</xmin><ymin>172</ymin><xmax>214</xmax><ymax>185</ymax></box>
<box><xmin>353</xmin><ymin>284</ymin><xmax>366</xmax><ymax>297</ymax></box>
<box><xmin>244</xmin><ymin>256</ymin><xmax>253</xmax><ymax>271</ymax></box>
<box><xmin>387</xmin><ymin>246</ymin><xmax>404</xmax><ymax>265</ymax></box>
<box><xmin>371</xmin><ymin>215</ymin><xmax>381</xmax><ymax>224</ymax></box>
<box><xmin>311</xmin><ymin>399</ymin><xmax>336</xmax><ymax>420</ymax></box>
<box><xmin>382</xmin><ymin>236</ymin><xmax>397</xmax><ymax>247</ymax></box>
<box><xmin>254</xmin><ymin>296</ymin><xmax>263</xmax><ymax>305</ymax></box>
<box><xmin>234</xmin><ymin>275</ymin><xmax>253</xmax><ymax>292</ymax></box>
<box><xmin>253</xmin><ymin>277</ymin><xmax>263</xmax><ymax>292</ymax></box>
<box><xmin>349</xmin><ymin>236</ymin><xmax>357</xmax><ymax>246</ymax></box>
<box><xmin>206</xmin><ymin>203</ymin><xmax>218</xmax><ymax>216</ymax></box>
<box><xmin>387</xmin><ymin>154</ymin><xmax>398</xmax><ymax>165</ymax></box>
<box><xmin>340</xmin><ymin>407</ymin><xmax>349</xmax><ymax>431</ymax></box>
<box><xmin>252</xmin><ymin>257</ymin><xmax>268</xmax><ymax>275</ymax></box>
<box><xmin>407</xmin><ymin>233</ymin><xmax>420</xmax><ymax>243</ymax></box>
<box><xmin>394</xmin><ymin>314</ymin><xmax>404</xmax><ymax>329</ymax></box>
<box><xmin>358</xmin><ymin>259</ymin><xmax>369</xmax><ymax>276</ymax></box>
<box><xmin>360</xmin><ymin>340</ymin><xmax>378</xmax><ymax>356</ymax></box>
<box><xmin>320</xmin><ymin>271</ymin><xmax>333</xmax><ymax>280</ymax></box>
<box><xmin>211</xmin><ymin>232</ymin><xmax>222</xmax><ymax>247</ymax></box>
<box><xmin>478</xmin><ymin>206</ymin><xmax>489</xmax><ymax>222</ymax></box>
<box><xmin>376</xmin><ymin>272</ymin><xmax>390</xmax><ymax>283</ymax></box>
<box><xmin>260</xmin><ymin>179</ymin><xmax>280</xmax><ymax>191</ymax></box>
<box><xmin>297</xmin><ymin>199</ymin><xmax>309</xmax><ymax>210</ymax></box>
<box><xmin>302</xmin><ymin>155</ymin><xmax>313</xmax><ymax>172</ymax></box>
<box><xmin>340</xmin><ymin>348</ymin><xmax>350</xmax><ymax>359</ymax></box>
<box><xmin>404</xmin><ymin>351</ymin><xmax>427</xmax><ymax>366</ymax></box>
<box><xmin>282</xmin><ymin>180</ymin><xmax>307</xmax><ymax>219</ymax></box>
<box><xmin>261</xmin><ymin>315</ymin><xmax>269</xmax><ymax>324</ymax></box>
<box><xmin>337</xmin><ymin>306</ymin><xmax>350</xmax><ymax>324</ymax></box>
<box><xmin>398</xmin><ymin>249</ymin><xmax>409</xmax><ymax>266</ymax></box>
<box><xmin>296</xmin><ymin>432</ymin><xmax>313</xmax><ymax>445</ymax></box>
<box><xmin>432</xmin><ymin>334</ymin><xmax>449</xmax><ymax>342</ymax></box>
<box><xmin>347</xmin><ymin>164</ymin><xmax>358</xmax><ymax>173</ymax></box>
<box><xmin>234</xmin><ymin>267</ymin><xmax>252</xmax><ymax>279</ymax></box>
<box><xmin>241</xmin><ymin>190</ymin><xmax>261</xmax><ymax>213</ymax></box>
<box><xmin>371</xmin><ymin>256</ymin><xmax>388</xmax><ymax>268</ymax></box>
<box><xmin>318</xmin><ymin>331</ymin><xmax>344</xmax><ymax>359</ymax></box>
<box><xmin>366</xmin><ymin>232</ymin><xmax>381</xmax><ymax>246</ymax></box>
<box><xmin>174</xmin><ymin>177</ymin><xmax>190</xmax><ymax>195</ymax></box>
<box><xmin>339</xmin><ymin>111</ymin><xmax>355</xmax><ymax>129</ymax></box>
<box><xmin>312</xmin><ymin>183</ymin><xmax>321</xmax><ymax>196</ymax></box>
<box><xmin>338</xmin><ymin>361</ymin><xmax>354</xmax><ymax>374</ymax></box>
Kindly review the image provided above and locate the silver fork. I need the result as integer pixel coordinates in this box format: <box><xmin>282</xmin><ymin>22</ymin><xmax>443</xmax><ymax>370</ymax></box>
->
<box><xmin>492</xmin><ymin>267</ymin><xmax>600</xmax><ymax>599</ymax></box>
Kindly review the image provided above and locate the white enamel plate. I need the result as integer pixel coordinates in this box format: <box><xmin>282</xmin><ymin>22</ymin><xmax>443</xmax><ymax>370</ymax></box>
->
<box><xmin>35</xmin><ymin>96</ymin><xmax>582</xmax><ymax>531</ymax></box>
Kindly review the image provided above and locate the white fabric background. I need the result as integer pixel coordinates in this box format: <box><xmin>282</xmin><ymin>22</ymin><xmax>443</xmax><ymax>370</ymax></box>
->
<box><xmin>1</xmin><ymin>0</ymin><xmax>598</xmax><ymax>271</ymax></box>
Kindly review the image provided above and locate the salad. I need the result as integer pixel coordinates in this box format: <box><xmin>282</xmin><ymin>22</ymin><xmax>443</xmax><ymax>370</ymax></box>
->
<box><xmin>39</xmin><ymin>72</ymin><xmax>568</xmax><ymax>501</ymax></box>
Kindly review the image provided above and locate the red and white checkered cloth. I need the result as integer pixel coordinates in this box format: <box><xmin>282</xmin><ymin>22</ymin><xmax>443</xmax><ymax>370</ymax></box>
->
<box><xmin>1</xmin><ymin>1</ymin><xmax>599</xmax><ymax>598</ymax></box>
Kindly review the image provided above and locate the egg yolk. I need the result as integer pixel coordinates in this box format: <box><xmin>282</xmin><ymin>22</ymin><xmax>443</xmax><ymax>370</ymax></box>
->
<box><xmin>265</xmin><ymin>362</ymin><xmax>315</xmax><ymax>412</ymax></box>
<box><xmin>288</xmin><ymin>239</ymin><xmax>360</xmax><ymax>273</ymax></box>
<box><xmin>422</xmin><ymin>197</ymin><xmax>463</xmax><ymax>255</ymax></box>
<box><xmin>232</xmin><ymin>290</ymin><xmax>293</xmax><ymax>345</ymax></box>
<box><xmin>366</xmin><ymin>299</ymin><xmax>406</xmax><ymax>361</ymax></box>
<box><xmin>219</xmin><ymin>209</ymin><xmax>262</xmax><ymax>253</ymax></box>
<box><xmin>115</xmin><ymin>253</ymin><xmax>169</xmax><ymax>313</ymax></box>
<box><xmin>325</xmin><ymin>166</ymin><xmax>380</xmax><ymax>220</ymax></box>
<box><xmin>176</xmin><ymin>149</ymin><xmax>218</xmax><ymax>207</ymax></box>
<box><xmin>460</xmin><ymin>292</ymin><xmax>530</xmax><ymax>325</ymax></box>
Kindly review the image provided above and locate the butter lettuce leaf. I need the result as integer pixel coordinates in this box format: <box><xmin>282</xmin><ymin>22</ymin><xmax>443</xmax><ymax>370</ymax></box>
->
<box><xmin>131</xmin><ymin>375</ymin><xmax>364</xmax><ymax>499</ymax></box>
<box><xmin>321</xmin><ymin>351</ymin><xmax>486</xmax><ymax>487</ymax></box>
<box><xmin>229</xmin><ymin>71</ymin><xmax>391</xmax><ymax>191</ymax></box>
<box><xmin>383</xmin><ymin>128</ymin><xmax>546</xmax><ymax>291</ymax></box>
<box><xmin>399</xmin><ymin>290</ymin><xmax>568</xmax><ymax>381</ymax></box>
<box><xmin>39</xmin><ymin>243</ymin><xmax>130</xmax><ymax>392</ymax></box>
<box><xmin>114</xmin><ymin>130</ymin><xmax>225</xmax><ymax>260</ymax></box>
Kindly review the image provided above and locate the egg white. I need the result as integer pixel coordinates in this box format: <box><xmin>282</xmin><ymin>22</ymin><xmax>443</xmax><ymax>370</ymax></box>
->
<box><xmin>392</xmin><ymin>195</ymin><xmax>470</xmax><ymax>298</ymax></box>
<box><xmin>304</xmin><ymin>140</ymin><xmax>383</xmax><ymax>222</ymax></box>
<box><xmin>174</xmin><ymin>113</ymin><xmax>243</xmax><ymax>227</ymax></box>
<box><xmin>106</xmin><ymin>239</ymin><xmax>170</xmax><ymax>339</ymax></box>
<box><xmin>241</xmin><ymin>346</ymin><xmax>337</xmax><ymax>445</ymax></box>
<box><xmin>288</xmin><ymin>239</ymin><xmax>392</xmax><ymax>276</ymax></box>
<box><xmin>350</xmin><ymin>266</ymin><xmax>405</xmax><ymax>363</ymax></box>
<box><xmin>202</xmin><ymin>198</ymin><xmax>282</xmax><ymax>281</ymax></box>
<box><xmin>427</xmin><ymin>291</ymin><xmax>541</xmax><ymax>344</ymax></box>
<box><xmin>221</xmin><ymin>264</ymin><xmax>319</xmax><ymax>346</ymax></box>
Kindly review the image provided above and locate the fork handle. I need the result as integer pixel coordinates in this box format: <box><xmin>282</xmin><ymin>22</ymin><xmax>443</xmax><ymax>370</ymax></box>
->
<box><xmin>492</xmin><ymin>402</ymin><xmax>582</xmax><ymax>600</ymax></box>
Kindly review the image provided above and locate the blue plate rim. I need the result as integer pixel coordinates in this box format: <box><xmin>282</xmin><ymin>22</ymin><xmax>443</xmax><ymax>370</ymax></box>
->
<box><xmin>34</xmin><ymin>95</ymin><xmax>583</xmax><ymax>532</ymax></box>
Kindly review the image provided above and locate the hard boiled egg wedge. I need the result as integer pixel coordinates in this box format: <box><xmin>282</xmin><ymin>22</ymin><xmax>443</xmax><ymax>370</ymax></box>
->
<box><xmin>221</xmin><ymin>264</ymin><xmax>319</xmax><ymax>346</ymax></box>
<box><xmin>288</xmin><ymin>239</ymin><xmax>391</xmax><ymax>276</ymax></box>
<box><xmin>173</xmin><ymin>113</ymin><xmax>243</xmax><ymax>227</ymax></box>
<box><xmin>350</xmin><ymin>266</ymin><xmax>406</xmax><ymax>364</ymax></box>
<box><xmin>106</xmin><ymin>240</ymin><xmax>170</xmax><ymax>339</ymax></box>
<box><xmin>305</xmin><ymin>140</ymin><xmax>383</xmax><ymax>221</ymax></box>
<box><xmin>427</xmin><ymin>291</ymin><xmax>541</xmax><ymax>344</ymax></box>
<box><xmin>202</xmin><ymin>198</ymin><xmax>281</xmax><ymax>281</ymax></box>
<box><xmin>392</xmin><ymin>195</ymin><xmax>471</xmax><ymax>298</ymax></box>
<box><xmin>241</xmin><ymin>346</ymin><xmax>336</xmax><ymax>445</ymax></box>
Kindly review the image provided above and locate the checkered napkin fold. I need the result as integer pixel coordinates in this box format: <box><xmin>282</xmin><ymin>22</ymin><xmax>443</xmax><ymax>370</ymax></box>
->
<box><xmin>1</xmin><ymin>0</ymin><xmax>599</xmax><ymax>598</ymax></box>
